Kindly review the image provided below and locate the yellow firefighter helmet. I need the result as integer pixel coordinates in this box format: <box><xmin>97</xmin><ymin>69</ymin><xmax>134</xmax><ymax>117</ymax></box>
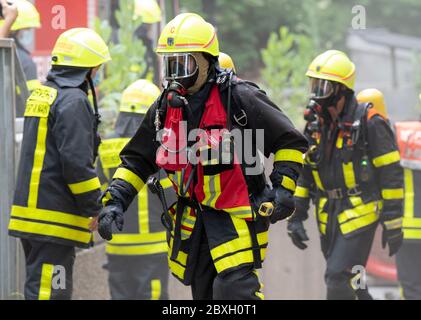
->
<box><xmin>0</xmin><ymin>0</ymin><xmax>40</xmax><ymax>31</ymax></box>
<box><xmin>156</xmin><ymin>13</ymin><xmax>219</xmax><ymax>57</ymax></box>
<box><xmin>134</xmin><ymin>0</ymin><xmax>161</xmax><ymax>23</ymax></box>
<box><xmin>306</xmin><ymin>50</ymin><xmax>356</xmax><ymax>90</ymax></box>
<box><xmin>120</xmin><ymin>79</ymin><xmax>161</xmax><ymax>114</ymax></box>
<box><xmin>51</xmin><ymin>28</ymin><xmax>111</xmax><ymax>68</ymax></box>
<box><xmin>357</xmin><ymin>88</ymin><xmax>388</xmax><ymax>119</ymax></box>
<box><xmin>219</xmin><ymin>52</ymin><xmax>236</xmax><ymax>72</ymax></box>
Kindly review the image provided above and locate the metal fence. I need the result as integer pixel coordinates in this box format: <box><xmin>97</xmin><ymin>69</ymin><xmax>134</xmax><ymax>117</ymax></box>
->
<box><xmin>0</xmin><ymin>39</ymin><xmax>28</xmax><ymax>299</ymax></box>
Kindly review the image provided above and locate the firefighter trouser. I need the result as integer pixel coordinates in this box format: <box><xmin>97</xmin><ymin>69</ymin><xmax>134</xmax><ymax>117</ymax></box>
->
<box><xmin>106</xmin><ymin>253</ymin><xmax>169</xmax><ymax>300</ymax></box>
<box><xmin>321</xmin><ymin>206</ymin><xmax>377</xmax><ymax>300</ymax></box>
<box><xmin>396</xmin><ymin>242</ymin><xmax>421</xmax><ymax>300</ymax></box>
<box><xmin>21</xmin><ymin>239</ymin><xmax>75</xmax><ymax>300</ymax></box>
<box><xmin>190</xmin><ymin>220</ymin><xmax>263</xmax><ymax>300</ymax></box>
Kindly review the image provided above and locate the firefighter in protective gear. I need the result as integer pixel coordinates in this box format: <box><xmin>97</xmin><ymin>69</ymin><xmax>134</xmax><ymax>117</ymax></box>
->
<box><xmin>133</xmin><ymin>0</ymin><xmax>162</xmax><ymax>83</ymax></box>
<box><xmin>219</xmin><ymin>52</ymin><xmax>236</xmax><ymax>73</ymax></box>
<box><xmin>0</xmin><ymin>0</ymin><xmax>42</xmax><ymax>94</ymax></box>
<box><xmin>98</xmin><ymin>13</ymin><xmax>308</xmax><ymax>300</ymax></box>
<box><xmin>97</xmin><ymin>79</ymin><xmax>176</xmax><ymax>300</ymax></box>
<box><xmin>290</xmin><ymin>50</ymin><xmax>404</xmax><ymax>300</ymax></box>
<box><xmin>8</xmin><ymin>28</ymin><xmax>111</xmax><ymax>300</ymax></box>
<box><xmin>393</xmin><ymin>110</ymin><xmax>421</xmax><ymax>299</ymax></box>
<box><xmin>0</xmin><ymin>0</ymin><xmax>18</xmax><ymax>38</ymax></box>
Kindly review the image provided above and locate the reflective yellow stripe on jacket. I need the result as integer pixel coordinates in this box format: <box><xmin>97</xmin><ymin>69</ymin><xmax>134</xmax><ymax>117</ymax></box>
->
<box><xmin>210</xmin><ymin>215</ymin><xmax>268</xmax><ymax>274</ymax></box>
<box><xmin>337</xmin><ymin>201</ymin><xmax>382</xmax><ymax>235</ymax></box>
<box><xmin>403</xmin><ymin>169</ymin><xmax>421</xmax><ymax>240</ymax></box>
<box><xmin>294</xmin><ymin>186</ymin><xmax>309</xmax><ymax>198</ymax></box>
<box><xmin>274</xmin><ymin>149</ymin><xmax>304</xmax><ymax>164</ymax></box>
<box><xmin>9</xmin><ymin>206</ymin><xmax>93</xmax><ymax>245</ymax></box>
<box><xmin>372</xmin><ymin>151</ymin><xmax>400</xmax><ymax>168</ymax></box>
<box><xmin>68</xmin><ymin>177</ymin><xmax>101</xmax><ymax>194</ymax></box>
<box><xmin>113</xmin><ymin>167</ymin><xmax>145</xmax><ymax>192</ymax></box>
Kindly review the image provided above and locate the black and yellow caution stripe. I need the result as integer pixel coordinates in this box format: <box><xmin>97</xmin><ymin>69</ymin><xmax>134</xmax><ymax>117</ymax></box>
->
<box><xmin>294</xmin><ymin>186</ymin><xmax>309</xmax><ymax>198</ymax></box>
<box><xmin>403</xmin><ymin>169</ymin><xmax>421</xmax><ymax>240</ymax></box>
<box><xmin>210</xmin><ymin>216</ymin><xmax>268</xmax><ymax>274</ymax></box>
<box><xmin>274</xmin><ymin>149</ymin><xmax>304</xmax><ymax>165</ymax></box>
<box><xmin>106</xmin><ymin>230</ymin><xmax>168</xmax><ymax>255</ymax></box>
<box><xmin>113</xmin><ymin>167</ymin><xmax>145</xmax><ymax>192</ymax></box>
<box><xmin>38</xmin><ymin>263</ymin><xmax>54</xmax><ymax>300</ymax></box>
<box><xmin>68</xmin><ymin>177</ymin><xmax>101</xmax><ymax>194</ymax></box>
<box><xmin>9</xmin><ymin>206</ymin><xmax>93</xmax><ymax>245</ymax></box>
<box><xmin>167</xmin><ymin>237</ymin><xmax>188</xmax><ymax>280</ymax></box>
<box><xmin>372</xmin><ymin>151</ymin><xmax>401</xmax><ymax>168</ymax></box>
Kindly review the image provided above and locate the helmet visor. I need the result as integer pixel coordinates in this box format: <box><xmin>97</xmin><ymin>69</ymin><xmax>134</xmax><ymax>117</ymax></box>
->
<box><xmin>163</xmin><ymin>53</ymin><xmax>198</xmax><ymax>80</ymax></box>
<box><xmin>309</xmin><ymin>78</ymin><xmax>335</xmax><ymax>99</ymax></box>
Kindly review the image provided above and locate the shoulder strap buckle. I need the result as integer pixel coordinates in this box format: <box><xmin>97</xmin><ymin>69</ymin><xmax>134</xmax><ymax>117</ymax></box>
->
<box><xmin>233</xmin><ymin>109</ymin><xmax>248</xmax><ymax>127</ymax></box>
<box><xmin>216</xmin><ymin>74</ymin><xmax>228</xmax><ymax>84</ymax></box>
<box><xmin>347</xmin><ymin>185</ymin><xmax>362</xmax><ymax>197</ymax></box>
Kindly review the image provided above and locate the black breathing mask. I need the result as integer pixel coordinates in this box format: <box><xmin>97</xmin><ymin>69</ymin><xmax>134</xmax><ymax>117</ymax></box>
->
<box><xmin>166</xmin><ymin>81</ymin><xmax>189</xmax><ymax>108</ymax></box>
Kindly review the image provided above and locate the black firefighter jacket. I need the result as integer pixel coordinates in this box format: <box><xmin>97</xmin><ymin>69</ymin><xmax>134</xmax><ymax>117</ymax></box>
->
<box><xmin>9</xmin><ymin>67</ymin><xmax>102</xmax><ymax>248</ymax></box>
<box><xmin>107</xmin><ymin>73</ymin><xmax>309</xmax><ymax>212</ymax></box>
<box><xmin>294</xmin><ymin>97</ymin><xmax>404</xmax><ymax>239</ymax></box>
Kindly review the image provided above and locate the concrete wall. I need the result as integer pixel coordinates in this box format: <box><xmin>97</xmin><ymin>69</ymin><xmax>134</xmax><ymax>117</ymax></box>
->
<box><xmin>347</xmin><ymin>31</ymin><xmax>421</xmax><ymax>122</ymax></box>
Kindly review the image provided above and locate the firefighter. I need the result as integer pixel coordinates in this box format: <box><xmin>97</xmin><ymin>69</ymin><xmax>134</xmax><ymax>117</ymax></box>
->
<box><xmin>395</xmin><ymin>141</ymin><xmax>421</xmax><ymax>300</ymax></box>
<box><xmin>218</xmin><ymin>52</ymin><xmax>236</xmax><ymax>73</ymax></box>
<box><xmin>98</xmin><ymin>13</ymin><xmax>308</xmax><ymax>300</ymax></box>
<box><xmin>133</xmin><ymin>0</ymin><xmax>161</xmax><ymax>83</ymax></box>
<box><xmin>0</xmin><ymin>0</ymin><xmax>18</xmax><ymax>38</ymax></box>
<box><xmin>0</xmin><ymin>0</ymin><xmax>42</xmax><ymax>92</ymax></box>
<box><xmin>289</xmin><ymin>50</ymin><xmax>404</xmax><ymax>300</ymax></box>
<box><xmin>97</xmin><ymin>79</ymin><xmax>176</xmax><ymax>300</ymax></box>
<box><xmin>8</xmin><ymin>28</ymin><xmax>111</xmax><ymax>300</ymax></box>
<box><xmin>389</xmin><ymin>93</ymin><xmax>421</xmax><ymax>299</ymax></box>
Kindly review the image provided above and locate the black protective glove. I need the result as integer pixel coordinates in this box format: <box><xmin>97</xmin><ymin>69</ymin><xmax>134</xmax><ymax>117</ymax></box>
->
<box><xmin>98</xmin><ymin>201</ymin><xmax>124</xmax><ymax>241</ymax></box>
<box><xmin>251</xmin><ymin>185</ymin><xmax>295</xmax><ymax>224</ymax></box>
<box><xmin>381</xmin><ymin>223</ymin><xmax>403</xmax><ymax>256</ymax></box>
<box><xmin>287</xmin><ymin>219</ymin><xmax>309</xmax><ymax>250</ymax></box>
<box><xmin>271</xmin><ymin>187</ymin><xmax>295</xmax><ymax>223</ymax></box>
<box><xmin>97</xmin><ymin>179</ymin><xmax>137</xmax><ymax>241</ymax></box>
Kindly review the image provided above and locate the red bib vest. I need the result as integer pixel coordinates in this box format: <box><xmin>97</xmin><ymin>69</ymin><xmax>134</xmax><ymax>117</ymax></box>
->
<box><xmin>156</xmin><ymin>85</ymin><xmax>253</xmax><ymax>221</ymax></box>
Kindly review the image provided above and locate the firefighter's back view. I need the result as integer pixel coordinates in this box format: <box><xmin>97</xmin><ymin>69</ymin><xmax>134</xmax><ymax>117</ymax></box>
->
<box><xmin>8</xmin><ymin>28</ymin><xmax>111</xmax><ymax>300</ymax></box>
<box><xmin>97</xmin><ymin>79</ymin><xmax>175</xmax><ymax>299</ymax></box>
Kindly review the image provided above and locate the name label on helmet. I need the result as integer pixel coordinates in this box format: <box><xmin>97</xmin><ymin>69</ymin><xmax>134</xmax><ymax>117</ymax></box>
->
<box><xmin>24</xmin><ymin>86</ymin><xmax>58</xmax><ymax>118</ymax></box>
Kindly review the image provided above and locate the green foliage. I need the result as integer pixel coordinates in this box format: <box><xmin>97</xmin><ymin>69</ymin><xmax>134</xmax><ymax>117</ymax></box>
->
<box><xmin>95</xmin><ymin>0</ymin><xmax>148</xmax><ymax>112</ymax></box>
<box><xmin>261</xmin><ymin>27</ymin><xmax>314</xmax><ymax>127</ymax></box>
<box><xmin>179</xmin><ymin>0</ymin><xmax>350</xmax><ymax>73</ymax></box>
<box><xmin>179</xmin><ymin>0</ymin><xmax>421</xmax><ymax>77</ymax></box>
